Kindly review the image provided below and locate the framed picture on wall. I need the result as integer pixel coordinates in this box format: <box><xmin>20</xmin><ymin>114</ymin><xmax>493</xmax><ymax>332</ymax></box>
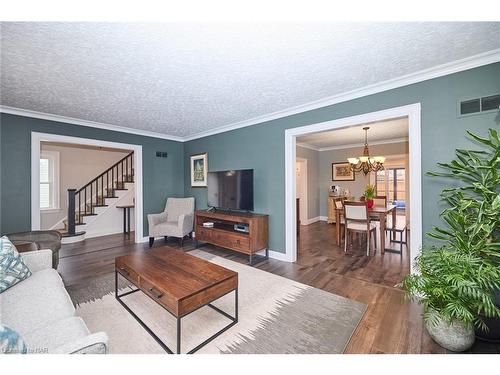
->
<box><xmin>190</xmin><ymin>153</ymin><xmax>208</xmax><ymax>187</ymax></box>
<box><xmin>332</xmin><ymin>162</ymin><xmax>355</xmax><ymax>181</ymax></box>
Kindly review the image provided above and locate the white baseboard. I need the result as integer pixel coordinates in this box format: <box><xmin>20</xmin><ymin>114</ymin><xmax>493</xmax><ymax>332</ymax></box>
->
<box><xmin>319</xmin><ymin>216</ymin><xmax>328</xmax><ymax>221</ymax></box>
<box><xmin>139</xmin><ymin>236</ymin><xmax>165</xmax><ymax>243</ymax></box>
<box><xmin>85</xmin><ymin>228</ymin><xmax>136</xmax><ymax>239</ymax></box>
<box><xmin>141</xmin><ymin>235</ymin><xmax>293</xmax><ymax>263</ymax></box>
<box><xmin>305</xmin><ymin>216</ymin><xmax>320</xmax><ymax>225</ymax></box>
<box><xmin>268</xmin><ymin>250</ymin><xmax>293</xmax><ymax>262</ymax></box>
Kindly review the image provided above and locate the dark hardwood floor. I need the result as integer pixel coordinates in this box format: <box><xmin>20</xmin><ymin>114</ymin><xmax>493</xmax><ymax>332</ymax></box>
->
<box><xmin>57</xmin><ymin>222</ymin><xmax>499</xmax><ymax>354</ymax></box>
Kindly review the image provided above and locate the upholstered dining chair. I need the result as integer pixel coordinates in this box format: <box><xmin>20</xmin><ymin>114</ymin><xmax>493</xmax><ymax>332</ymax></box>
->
<box><xmin>343</xmin><ymin>201</ymin><xmax>377</xmax><ymax>256</ymax></box>
<box><xmin>147</xmin><ymin>197</ymin><xmax>195</xmax><ymax>248</ymax></box>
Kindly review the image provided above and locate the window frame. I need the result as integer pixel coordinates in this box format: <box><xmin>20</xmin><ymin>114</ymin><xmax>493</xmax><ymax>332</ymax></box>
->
<box><xmin>40</xmin><ymin>150</ymin><xmax>60</xmax><ymax>212</ymax></box>
<box><xmin>374</xmin><ymin>166</ymin><xmax>406</xmax><ymax>203</ymax></box>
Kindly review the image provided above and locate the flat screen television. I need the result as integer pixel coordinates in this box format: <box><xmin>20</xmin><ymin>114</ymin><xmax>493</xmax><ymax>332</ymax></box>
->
<box><xmin>207</xmin><ymin>169</ymin><xmax>254</xmax><ymax>211</ymax></box>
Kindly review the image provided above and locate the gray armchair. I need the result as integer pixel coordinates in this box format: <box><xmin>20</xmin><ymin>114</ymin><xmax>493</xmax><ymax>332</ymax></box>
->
<box><xmin>147</xmin><ymin>197</ymin><xmax>195</xmax><ymax>247</ymax></box>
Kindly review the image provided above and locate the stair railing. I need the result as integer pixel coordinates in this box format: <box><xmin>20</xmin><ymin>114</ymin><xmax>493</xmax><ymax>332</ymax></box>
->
<box><xmin>67</xmin><ymin>151</ymin><xmax>134</xmax><ymax>235</ymax></box>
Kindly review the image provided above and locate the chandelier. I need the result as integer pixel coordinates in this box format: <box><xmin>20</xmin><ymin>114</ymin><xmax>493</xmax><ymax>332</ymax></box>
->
<box><xmin>347</xmin><ymin>127</ymin><xmax>386</xmax><ymax>175</ymax></box>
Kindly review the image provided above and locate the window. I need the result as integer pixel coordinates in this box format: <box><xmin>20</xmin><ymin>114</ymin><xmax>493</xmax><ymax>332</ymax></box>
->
<box><xmin>375</xmin><ymin>168</ymin><xmax>406</xmax><ymax>204</ymax></box>
<box><xmin>40</xmin><ymin>151</ymin><xmax>60</xmax><ymax>210</ymax></box>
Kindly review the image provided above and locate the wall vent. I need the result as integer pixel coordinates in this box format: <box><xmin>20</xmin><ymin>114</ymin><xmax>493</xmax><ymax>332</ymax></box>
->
<box><xmin>459</xmin><ymin>94</ymin><xmax>500</xmax><ymax>116</ymax></box>
<box><xmin>481</xmin><ymin>94</ymin><xmax>500</xmax><ymax>112</ymax></box>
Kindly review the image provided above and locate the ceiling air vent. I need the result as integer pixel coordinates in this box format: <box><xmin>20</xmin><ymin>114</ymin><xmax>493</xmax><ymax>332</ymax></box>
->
<box><xmin>459</xmin><ymin>94</ymin><xmax>500</xmax><ymax>116</ymax></box>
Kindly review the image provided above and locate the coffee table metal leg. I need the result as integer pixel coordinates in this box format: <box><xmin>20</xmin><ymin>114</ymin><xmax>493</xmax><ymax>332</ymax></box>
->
<box><xmin>115</xmin><ymin>270</ymin><xmax>238</xmax><ymax>355</ymax></box>
<box><xmin>177</xmin><ymin>317</ymin><xmax>181</xmax><ymax>354</ymax></box>
<box><xmin>235</xmin><ymin>287</ymin><xmax>238</xmax><ymax>322</ymax></box>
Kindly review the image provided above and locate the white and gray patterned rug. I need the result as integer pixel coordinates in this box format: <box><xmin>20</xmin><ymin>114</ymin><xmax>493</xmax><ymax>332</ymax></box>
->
<box><xmin>67</xmin><ymin>250</ymin><xmax>366</xmax><ymax>354</ymax></box>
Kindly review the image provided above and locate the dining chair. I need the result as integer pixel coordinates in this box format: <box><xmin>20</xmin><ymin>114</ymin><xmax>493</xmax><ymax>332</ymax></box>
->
<box><xmin>333</xmin><ymin>197</ymin><xmax>345</xmax><ymax>242</ymax></box>
<box><xmin>372</xmin><ymin>195</ymin><xmax>387</xmax><ymax>207</ymax></box>
<box><xmin>343</xmin><ymin>201</ymin><xmax>377</xmax><ymax>256</ymax></box>
<box><xmin>370</xmin><ymin>195</ymin><xmax>387</xmax><ymax>226</ymax></box>
<box><xmin>385</xmin><ymin>215</ymin><xmax>409</xmax><ymax>256</ymax></box>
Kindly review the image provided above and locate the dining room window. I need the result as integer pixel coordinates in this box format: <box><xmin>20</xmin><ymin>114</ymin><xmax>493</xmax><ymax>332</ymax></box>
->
<box><xmin>375</xmin><ymin>168</ymin><xmax>406</xmax><ymax>204</ymax></box>
<box><xmin>40</xmin><ymin>150</ymin><xmax>60</xmax><ymax>211</ymax></box>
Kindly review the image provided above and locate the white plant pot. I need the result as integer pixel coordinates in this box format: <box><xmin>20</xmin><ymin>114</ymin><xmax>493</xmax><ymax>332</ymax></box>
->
<box><xmin>425</xmin><ymin>313</ymin><xmax>475</xmax><ymax>352</ymax></box>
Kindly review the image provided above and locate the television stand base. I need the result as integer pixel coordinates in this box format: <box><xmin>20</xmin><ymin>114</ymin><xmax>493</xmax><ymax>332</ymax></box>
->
<box><xmin>194</xmin><ymin>210</ymin><xmax>269</xmax><ymax>267</ymax></box>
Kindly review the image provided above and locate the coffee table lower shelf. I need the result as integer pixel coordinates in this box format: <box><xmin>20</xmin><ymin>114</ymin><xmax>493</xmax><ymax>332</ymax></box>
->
<box><xmin>115</xmin><ymin>271</ymin><xmax>238</xmax><ymax>354</ymax></box>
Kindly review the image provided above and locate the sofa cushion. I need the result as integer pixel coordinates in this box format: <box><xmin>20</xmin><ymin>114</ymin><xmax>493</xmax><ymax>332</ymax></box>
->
<box><xmin>0</xmin><ymin>236</ymin><xmax>32</xmax><ymax>293</ymax></box>
<box><xmin>1</xmin><ymin>269</ymin><xmax>75</xmax><ymax>337</ymax></box>
<box><xmin>22</xmin><ymin>317</ymin><xmax>90</xmax><ymax>354</ymax></box>
<box><xmin>0</xmin><ymin>324</ymin><xmax>27</xmax><ymax>354</ymax></box>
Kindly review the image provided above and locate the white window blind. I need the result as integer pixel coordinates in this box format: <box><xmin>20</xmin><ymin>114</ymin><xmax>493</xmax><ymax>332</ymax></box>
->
<box><xmin>40</xmin><ymin>151</ymin><xmax>60</xmax><ymax>210</ymax></box>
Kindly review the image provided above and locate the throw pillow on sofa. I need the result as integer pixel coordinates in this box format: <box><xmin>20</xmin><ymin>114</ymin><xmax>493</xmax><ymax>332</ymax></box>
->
<box><xmin>0</xmin><ymin>324</ymin><xmax>27</xmax><ymax>354</ymax></box>
<box><xmin>0</xmin><ymin>236</ymin><xmax>32</xmax><ymax>293</ymax></box>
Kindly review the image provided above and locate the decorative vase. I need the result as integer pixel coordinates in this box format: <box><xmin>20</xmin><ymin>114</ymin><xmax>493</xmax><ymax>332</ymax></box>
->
<box><xmin>425</xmin><ymin>311</ymin><xmax>475</xmax><ymax>352</ymax></box>
<box><xmin>366</xmin><ymin>199</ymin><xmax>374</xmax><ymax>209</ymax></box>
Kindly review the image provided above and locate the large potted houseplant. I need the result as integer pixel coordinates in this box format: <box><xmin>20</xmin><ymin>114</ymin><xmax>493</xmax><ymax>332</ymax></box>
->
<box><xmin>399</xmin><ymin>128</ymin><xmax>500</xmax><ymax>351</ymax></box>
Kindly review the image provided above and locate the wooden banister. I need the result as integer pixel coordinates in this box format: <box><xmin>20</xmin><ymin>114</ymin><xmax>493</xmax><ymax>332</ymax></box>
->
<box><xmin>67</xmin><ymin>151</ymin><xmax>134</xmax><ymax>232</ymax></box>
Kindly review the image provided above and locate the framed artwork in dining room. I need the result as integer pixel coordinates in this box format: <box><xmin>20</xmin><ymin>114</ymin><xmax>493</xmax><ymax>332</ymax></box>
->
<box><xmin>190</xmin><ymin>152</ymin><xmax>208</xmax><ymax>187</ymax></box>
<box><xmin>332</xmin><ymin>162</ymin><xmax>355</xmax><ymax>181</ymax></box>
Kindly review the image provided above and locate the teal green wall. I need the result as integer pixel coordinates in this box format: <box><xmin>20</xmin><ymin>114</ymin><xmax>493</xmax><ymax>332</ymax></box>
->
<box><xmin>0</xmin><ymin>113</ymin><xmax>185</xmax><ymax>235</ymax></box>
<box><xmin>184</xmin><ymin>62</ymin><xmax>500</xmax><ymax>253</ymax></box>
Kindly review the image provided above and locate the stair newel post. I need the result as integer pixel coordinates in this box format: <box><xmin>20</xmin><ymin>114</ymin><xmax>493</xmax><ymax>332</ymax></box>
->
<box><xmin>90</xmin><ymin>180</ymin><xmax>93</xmax><ymax>214</ymax></box>
<box><xmin>101</xmin><ymin>175</ymin><xmax>104</xmax><ymax>204</ymax></box>
<box><xmin>78</xmin><ymin>190</ymin><xmax>81</xmax><ymax>223</ymax></box>
<box><xmin>125</xmin><ymin>155</ymin><xmax>128</xmax><ymax>181</ymax></box>
<box><xmin>131</xmin><ymin>153</ymin><xmax>134</xmax><ymax>180</ymax></box>
<box><xmin>67</xmin><ymin>189</ymin><xmax>77</xmax><ymax>235</ymax></box>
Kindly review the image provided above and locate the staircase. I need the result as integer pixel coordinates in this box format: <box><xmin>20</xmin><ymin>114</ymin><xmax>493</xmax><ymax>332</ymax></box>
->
<box><xmin>58</xmin><ymin>151</ymin><xmax>135</xmax><ymax>243</ymax></box>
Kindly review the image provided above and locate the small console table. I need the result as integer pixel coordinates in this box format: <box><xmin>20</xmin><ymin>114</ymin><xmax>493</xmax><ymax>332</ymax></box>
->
<box><xmin>194</xmin><ymin>210</ymin><xmax>269</xmax><ymax>265</ymax></box>
<box><xmin>116</xmin><ymin>205</ymin><xmax>134</xmax><ymax>235</ymax></box>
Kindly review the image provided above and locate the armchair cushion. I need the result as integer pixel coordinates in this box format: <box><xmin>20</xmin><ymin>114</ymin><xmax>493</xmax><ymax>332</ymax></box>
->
<box><xmin>147</xmin><ymin>212</ymin><xmax>167</xmax><ymax>227</ymax></box>
<box><xmin>165</xmin><ymin>197</ymin><xmax>195</xmax><ymax>223</ymax></box>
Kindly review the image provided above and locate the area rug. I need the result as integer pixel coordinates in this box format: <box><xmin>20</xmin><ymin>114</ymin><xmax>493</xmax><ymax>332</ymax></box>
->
<box><xmin>67</xmin><ymin>250</ymin><xmax>367</xmax><ymax>354</ymax></box>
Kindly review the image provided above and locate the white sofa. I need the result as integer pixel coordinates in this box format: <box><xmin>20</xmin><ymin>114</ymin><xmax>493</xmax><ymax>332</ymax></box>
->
<box><xmin>1</xmin><ymin>249</ymin><xmax>108</xmax><ymax>354</ymax></box>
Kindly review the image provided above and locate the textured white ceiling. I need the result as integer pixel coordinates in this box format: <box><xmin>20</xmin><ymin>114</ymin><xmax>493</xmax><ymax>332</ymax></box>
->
<box><xmin>1</xmin><ymin>22</ymin><xmax>499</xmax><ymax>138</ymax></box>
<box><xmin>297</xmin><ymin>117</ymin><xmax>408</xmax><ymax>148</ymax></box>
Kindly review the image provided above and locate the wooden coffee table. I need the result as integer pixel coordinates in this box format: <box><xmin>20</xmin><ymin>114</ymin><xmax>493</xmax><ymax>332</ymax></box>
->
<box><xmin>115</xmin><ymin>247</ymin><xmax>238</xmax><ymax>354</ymax></box>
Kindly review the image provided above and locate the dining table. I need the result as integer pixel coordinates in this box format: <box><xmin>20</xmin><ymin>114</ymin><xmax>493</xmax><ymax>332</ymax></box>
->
<box><xmin>335</xmin><ymin>202</ymin><xmax>397</xmax><ymax>253</ymax></box>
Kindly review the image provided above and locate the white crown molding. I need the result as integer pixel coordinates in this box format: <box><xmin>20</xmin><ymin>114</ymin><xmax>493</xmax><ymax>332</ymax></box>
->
<box><xmin>0</xmin><ymin>105</ymin><xmax>184</xmax><ymax>142</ymax></box>
<box><xmin>182</xmin><ymin>48</ymin><xmax>500</xmax><ymax>141</ymax></box>
<box><xmin>317</xmin><ymin>137</ymin><xmax>408</xmax><ymax>152</ymax></box>
<box><xmin>2</xmin><ymin>49</ymin><xmax>499</xmax><ymax>142</ymax></box>
<box><xmin>296</xmin><ymin>142</ymin><xmax>321</xmax><ymax>151</ymax></box>
<box><xmin>297</xmin><ymin>137</ymin><xmax>408</xmax><ymax>151</ymax></box>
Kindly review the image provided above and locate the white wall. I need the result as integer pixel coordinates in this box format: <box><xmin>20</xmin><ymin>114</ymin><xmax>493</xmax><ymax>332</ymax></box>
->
<box><xmin>83</xmin><ymin>184</ymin><xmax>135</xmax><ymax>238</ymax></box>
<box><xmin>40</xmin><ymin>143</ymin><xmax>129</xmax><ymax>229</ymax></box>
